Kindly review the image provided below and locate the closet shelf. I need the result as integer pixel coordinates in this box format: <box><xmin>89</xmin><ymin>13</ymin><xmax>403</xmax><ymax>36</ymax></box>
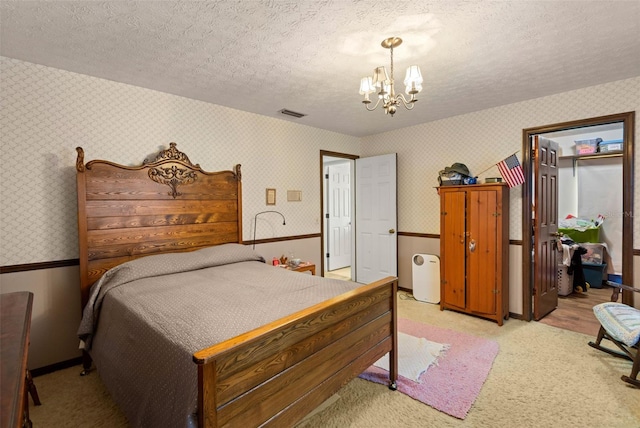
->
<box><xmin>559</xmin><ymin>151</ymin><xmax>623</xmax><ymax>176</ymax></box>
<box><xmin>559</xmin><ymin>152</ymin><xmax>623</xmax><ymax>161</ymax></box>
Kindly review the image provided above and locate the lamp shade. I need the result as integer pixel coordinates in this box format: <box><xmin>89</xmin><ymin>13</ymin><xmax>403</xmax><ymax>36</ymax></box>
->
<box><xmin>359</xmin><ymin>76</ymin><xmax>375</xmax><ymax>95</ymax></box>
<box><xmin>372</xmin><ymin>66</ymin><xmax>389</xmax><ymax>88</ymax></box>
<box><xmin>404</xmin><ymin>65</ymin><xmax>422</xmax><ymax>93</ymax></box>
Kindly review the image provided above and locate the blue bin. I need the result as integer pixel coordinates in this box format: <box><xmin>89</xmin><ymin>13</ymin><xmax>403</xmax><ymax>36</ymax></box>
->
<box><xmin>583</xmin><ymin>262</ymin><xmax>607</xmax><ymax>289</ymax></box>
<box><xmin>607</xmin><ymin>274</ymin><xmax>622</xmax><ymax>284</ymax></box>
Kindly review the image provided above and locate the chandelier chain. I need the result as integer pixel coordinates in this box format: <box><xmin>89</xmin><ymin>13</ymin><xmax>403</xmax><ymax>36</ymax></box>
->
<box><xmin>390</xmin><ymin>44</ymin><xmax>394</xmax><ymax>86</ymax></box>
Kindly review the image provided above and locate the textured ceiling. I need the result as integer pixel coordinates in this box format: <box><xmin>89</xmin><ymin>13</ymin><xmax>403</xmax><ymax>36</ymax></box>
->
<box><xmin>1</xmin><ymin>1</ymin><xmax>639</xmax><ymax>137</ymax></box>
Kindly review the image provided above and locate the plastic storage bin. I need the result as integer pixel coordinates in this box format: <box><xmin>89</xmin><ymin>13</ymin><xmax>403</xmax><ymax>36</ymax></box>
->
<box><xmin>558</xmin><ymin>227</ymin><xmax>600</xmax><ymax>243</ymax></box>
<box><xmin>574</xmin><ymin>138</ymin><xmax>601</xmax><ymax>155</ymax></box>
<box><xmin>583</xmin><ymin>262</ymin><xmax>607</xmax><ymax>288</ymax></box>
<box><xmin>580</xmin><ymin>243</ymin><xmax>605</xmax><ymax>264</ymax></box>
<box><xmin>598</xmin><ymin>139</ymin><xmax>623</xmax><ymax>153</ymax></box>
<box><xmin>607</xmin><ymin>274</ymin><xmax>622</xmax><ymax>284</ymax></box>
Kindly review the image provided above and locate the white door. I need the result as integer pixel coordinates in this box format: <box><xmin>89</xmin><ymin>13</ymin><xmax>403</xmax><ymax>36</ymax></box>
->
<box><xmin>327</xmin><ymin>163</ymin><xmax>352</xmax><ymax>271</ymax></box>
<box><xmin>355</xmin><ymin>153</ymin><xmax>397</xmax><ymax>283</ymax></box>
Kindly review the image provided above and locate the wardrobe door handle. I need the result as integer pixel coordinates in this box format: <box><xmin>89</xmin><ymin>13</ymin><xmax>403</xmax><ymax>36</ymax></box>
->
<box><xmin>469</xmin><ymin>239</ymin><xmax>476</xmax><ymax>252</ymax></box>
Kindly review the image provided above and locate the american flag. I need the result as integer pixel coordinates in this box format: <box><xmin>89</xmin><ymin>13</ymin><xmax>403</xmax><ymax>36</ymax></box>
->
<box><xmin>497</xmin><ymin>154</ymin><xmax>525</xmax><ymax>188</ymax></box>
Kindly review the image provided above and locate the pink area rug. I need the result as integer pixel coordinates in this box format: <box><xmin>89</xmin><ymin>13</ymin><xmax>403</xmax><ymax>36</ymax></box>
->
<box><xmin>360</xmin><ymin>318</ymin><xmax>499</xmax><ymax>419</ymax></box>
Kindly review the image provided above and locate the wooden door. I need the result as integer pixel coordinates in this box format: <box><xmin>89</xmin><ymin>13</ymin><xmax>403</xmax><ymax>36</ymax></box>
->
<box><xmin>440</xmin><ymin>189</ymin><xmax>466</xmax><ymax>309</ymax></box>
<box><xmin>533</xmin><ymin>136</ymin><xmax>560</xmax><ymax>320</ymax></box>
<box><xmin>467</xmin><ymin>188</ymin><xmax>498</xmax><ymax>315</ymax></box>
<box><xmin>327</xmin><ymin>162</ymin><xmax>351</xmax><ymax>271</ymax></box>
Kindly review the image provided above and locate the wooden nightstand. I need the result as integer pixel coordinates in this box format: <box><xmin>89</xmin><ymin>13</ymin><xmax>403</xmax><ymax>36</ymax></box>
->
<box><xmin>280</xmin><ymin>262</ymin><xmax>316</xmax><ymax>275</ymax></box>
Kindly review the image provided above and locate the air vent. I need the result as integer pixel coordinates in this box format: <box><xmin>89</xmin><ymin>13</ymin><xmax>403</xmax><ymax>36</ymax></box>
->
<box><xmin>278</xmin><ymin>109</ymin><xmax>307</xmax><ymax>118</ymax></box>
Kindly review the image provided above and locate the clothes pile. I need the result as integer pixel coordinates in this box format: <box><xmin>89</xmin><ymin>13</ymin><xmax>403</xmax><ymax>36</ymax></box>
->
<box><xmin>559</xmin><ymin>236</ymin><xmax>589</xmax><ymax>293</ymax></box>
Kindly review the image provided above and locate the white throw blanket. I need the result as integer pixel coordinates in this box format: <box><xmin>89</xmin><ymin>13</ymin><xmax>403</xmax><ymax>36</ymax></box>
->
<box><xmin>374</xmin><ymin>332</ymin><xmax>449</xmax><ymax>382</ymax></box>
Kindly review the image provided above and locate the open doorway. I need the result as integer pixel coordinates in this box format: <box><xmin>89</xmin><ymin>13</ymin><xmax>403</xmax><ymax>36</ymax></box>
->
<box><xmin>522</xmin><ymin>112</ymin><xmax>635</xmax><ymax>331</ymax></box>
<box><xmin>320</xmin><ymin>151</ymin><xmax>357</xmax><ymax>281</ymax></box>
<box><xmin>536</xmin><ymin>124</ymin><xmax>624</xmax><ymax>336</ymax></box>
<box><xmin>319</xmin><ymin>150</ymin><xmax>399</xmax><ymax>283</ymax></box>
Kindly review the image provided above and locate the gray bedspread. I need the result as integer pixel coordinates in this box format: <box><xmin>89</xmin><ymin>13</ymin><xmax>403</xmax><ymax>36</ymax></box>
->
<box><xmin>77</xmin><ymin>243</ymin><xmax>360</xmax><ymax>427</ymax></box>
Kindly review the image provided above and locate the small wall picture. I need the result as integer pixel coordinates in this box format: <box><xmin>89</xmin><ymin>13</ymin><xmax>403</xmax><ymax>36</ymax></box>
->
<box><xmin>266</xmin><ymin>188</ymin><xmax>276</xmax><ymax>205</ymax></box>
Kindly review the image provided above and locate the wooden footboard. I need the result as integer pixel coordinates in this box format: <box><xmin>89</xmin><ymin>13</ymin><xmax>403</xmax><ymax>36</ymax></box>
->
<box><xmin>193</xmin><ymin>276</ymin><xmax>398</xmax><ymax>427</ymax></box>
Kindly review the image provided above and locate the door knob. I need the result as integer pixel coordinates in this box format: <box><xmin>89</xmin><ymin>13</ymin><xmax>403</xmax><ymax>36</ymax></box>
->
<box><xmin>389</xmin><ymin>229</ymin><xmax>396</xmax><ymax>234</ymax></box>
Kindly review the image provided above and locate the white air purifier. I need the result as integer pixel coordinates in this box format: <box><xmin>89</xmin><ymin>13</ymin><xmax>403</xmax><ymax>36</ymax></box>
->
<box><xmin>412</xmin><ymin>254</ymin><xmax>440</xmax><ymax>304</ymax></box>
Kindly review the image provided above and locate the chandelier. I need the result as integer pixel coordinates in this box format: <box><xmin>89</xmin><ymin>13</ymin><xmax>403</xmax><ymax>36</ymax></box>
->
<box><xmin>358</xmin><ymin>37</ymin><xmax>423</xmax><ymax>116</ymax></box>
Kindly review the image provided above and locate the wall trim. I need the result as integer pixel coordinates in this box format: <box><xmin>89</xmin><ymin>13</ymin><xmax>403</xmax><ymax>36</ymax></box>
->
<box><xmin>0</xmin><ymin>259</ymin><xmax>79</xmax><ymax>274</ymax></box>
<box><xmin>398</xmin><ymin>232</ymin><xmax>439</xmax><ymax>239</ymax></box>
<box><xmin>1</xmin><ymin>234</ymin><xmax>323</xmax><ymax>274</ymax></box>
<box><xmin>243</xmin><ymin>233</ymin><xmax>321</xmax><ymax>246</ymax></box>
<box><xmin>3</xmin><ymin>239</ymin><xmax>638</xmax><ymax>274</ymax></box>
<box><xmin>398</xmin><ymin>231</ymin><xmax>523</xmax><ymax>247</ymax></box>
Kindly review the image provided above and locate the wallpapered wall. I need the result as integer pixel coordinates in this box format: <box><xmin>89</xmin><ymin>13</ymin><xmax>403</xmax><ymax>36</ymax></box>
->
<box><xmin>0</xmin><ymin>57</ymin><xmax>360</xmax><ymax>266</ymax></box>
<box><xmin>1</xmin><ymin>56</ymin><xmax>638</xmax><ymax>267</ymax></box>
<box><xmin>361</xmin><ymin>76</ymin><xmax>640</xmax><ymax>245</ymax></box>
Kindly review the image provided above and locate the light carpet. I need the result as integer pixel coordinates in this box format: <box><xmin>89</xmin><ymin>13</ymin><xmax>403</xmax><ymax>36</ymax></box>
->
<box><xmin>29</xmin><ymin>293</ymin><xmax>640</xmax><ymax>427</ymax></box>
<box><xmin>360</xmin><ymin>318</ymin><xmax>499</xmax><ymax>419</ymax></box>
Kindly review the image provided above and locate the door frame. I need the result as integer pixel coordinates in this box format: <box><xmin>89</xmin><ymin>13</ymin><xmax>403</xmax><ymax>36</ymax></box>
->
<box><xmin>521</xmin><ymin>111</ymin><xmax>635</xmax><ymax>321</ymax></box>
<box><xmin>320</xmin><ymin>150</ymin><xmax>358</xmax><ymax>278</ymax></box>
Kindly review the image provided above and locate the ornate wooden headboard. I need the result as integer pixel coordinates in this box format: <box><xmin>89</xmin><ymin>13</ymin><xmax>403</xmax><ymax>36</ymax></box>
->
<box><xmin>76</xmin><ymin>143</ymin><xmax>242</xmax><ymax>308</ymax></box>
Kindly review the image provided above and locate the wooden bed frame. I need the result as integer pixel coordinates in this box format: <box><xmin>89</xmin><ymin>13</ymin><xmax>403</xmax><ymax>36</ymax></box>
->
<box><xmin>75</xmin><ymin>143</ymin><xmax>398</xmax><ymax>427</ymax></box>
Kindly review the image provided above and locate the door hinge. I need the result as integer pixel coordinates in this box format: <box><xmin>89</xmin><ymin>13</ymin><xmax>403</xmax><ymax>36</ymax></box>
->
<box><xmin>493</xmin><ymin>289</ymin><xmax>500</xmax><ymax>294</ymax></box>
<box><xmin>325</xmin><ymin>213</ymin><xmax>329</xmax><ymax>218</ymax></box>
<box><xmin>325</xmin><ymin>174</ymin><xmax>329</xmax><ymax>179</ymax></box>
<box><xmin>532</xmin><ymin>287</ymin><xmax>537</xmax><ymax>296</ymax></box>
<box><xmin>493</xmin><ymin>212</ymin><xmax>501</xmax><ymax>217</ymax></box>
<box><xmin>326</xmin><ymin>253</ymin><xmax>330</xmax><ymax>258</ymax></box>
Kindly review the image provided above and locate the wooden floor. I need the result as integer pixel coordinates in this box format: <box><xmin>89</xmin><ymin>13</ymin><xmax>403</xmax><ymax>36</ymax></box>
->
<box><xmin>537</xmin><ymin>286</ymin><xmax>614</xmax><ymax>337</ymax></box>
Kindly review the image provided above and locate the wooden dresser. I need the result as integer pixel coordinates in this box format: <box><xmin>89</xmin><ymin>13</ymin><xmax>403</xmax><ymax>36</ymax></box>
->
<box><xmin>1</xmin><ymin>292</ymin><xmax>39</xmax><ymax>428</ymax></box>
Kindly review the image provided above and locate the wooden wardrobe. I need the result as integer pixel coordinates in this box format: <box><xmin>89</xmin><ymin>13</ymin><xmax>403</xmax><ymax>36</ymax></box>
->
<box><xmin>439</xmin><ymin>183</ymin><xmax>509</xmax><ymax>325</ymax></box>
